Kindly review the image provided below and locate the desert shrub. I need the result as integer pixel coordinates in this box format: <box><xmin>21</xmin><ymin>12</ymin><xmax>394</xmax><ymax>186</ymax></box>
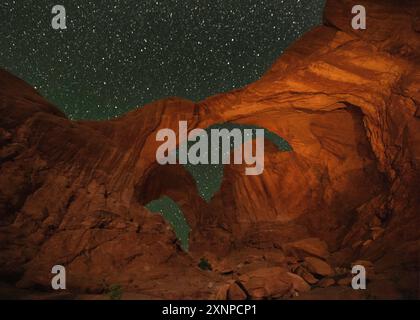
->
<box><xmin>198</xmin><ymin>258</ymin><xmax>212</xmax><ymax>271</ymax></box>
<box><xmin>107</xmin><ymin>284</ymin><xmax>123</xmax><ymax>300</ymax></box>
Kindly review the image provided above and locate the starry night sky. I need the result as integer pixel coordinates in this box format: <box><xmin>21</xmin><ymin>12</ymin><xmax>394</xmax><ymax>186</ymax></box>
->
<box><xmin>0</xmin><ymin>0</ymin><xmax>325</xmax><ymax>120</ymax></box>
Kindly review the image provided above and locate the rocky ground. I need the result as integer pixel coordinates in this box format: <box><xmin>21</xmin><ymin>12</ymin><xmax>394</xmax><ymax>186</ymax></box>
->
<box><xmin>0</xmin><ymin>0</ymin><xmax>419</xmax><ymax>299</ymax></box>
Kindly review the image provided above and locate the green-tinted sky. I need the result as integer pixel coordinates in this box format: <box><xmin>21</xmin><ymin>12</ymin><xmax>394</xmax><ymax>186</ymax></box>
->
<box><xmin>146</xmin><ymin>196</ymin><xmax>190</xmax><ymax>250</ymax></box>
<box><xmin>0</xmin><ymin>0</ymin><xmax>325</xmax><ymax>119</ymax></box>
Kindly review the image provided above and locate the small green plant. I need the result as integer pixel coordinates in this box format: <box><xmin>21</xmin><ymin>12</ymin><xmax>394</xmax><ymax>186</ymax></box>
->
<box><xmin>198</xmin><ymin>258</ymin><xmax>212</xmax><ymax>271</ymax></box>
<box><xmin>107</xmin><ymin>284</ymin><xmax>123</xmax><ymax>300</ymax></box>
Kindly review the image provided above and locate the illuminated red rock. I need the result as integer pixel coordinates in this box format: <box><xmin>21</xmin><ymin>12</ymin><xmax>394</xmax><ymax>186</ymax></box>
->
<box><xmin>0</xmin><ymin>0</ymin><xmax>419</xmax><ymax>299</ymax></box>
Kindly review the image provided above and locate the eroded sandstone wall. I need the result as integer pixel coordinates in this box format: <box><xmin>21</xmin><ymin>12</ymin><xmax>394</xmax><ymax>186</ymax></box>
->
<box><xmin>0</xmin><ymin>0</ymin><xmax>419</xmax><ymax>299</ymax></box>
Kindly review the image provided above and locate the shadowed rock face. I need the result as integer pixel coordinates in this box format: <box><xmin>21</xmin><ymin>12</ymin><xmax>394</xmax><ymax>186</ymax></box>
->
<box><xmin>0</xmin><ymin>0</ymin><xmax>419</xmax><ymax>299</ymax></box>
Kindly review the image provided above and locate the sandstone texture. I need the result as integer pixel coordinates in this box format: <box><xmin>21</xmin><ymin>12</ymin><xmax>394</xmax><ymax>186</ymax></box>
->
<box><xmin>0</xmin><ymin>0</ymin><xmax>419</xmax><ymax>299</ymax></box>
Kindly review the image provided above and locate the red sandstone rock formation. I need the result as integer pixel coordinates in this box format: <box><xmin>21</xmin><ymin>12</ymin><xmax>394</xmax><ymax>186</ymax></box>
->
<box><xmin>0</xmin><ymin>0</ymin><xmax>419</xmax><ymax>299</ymax></box>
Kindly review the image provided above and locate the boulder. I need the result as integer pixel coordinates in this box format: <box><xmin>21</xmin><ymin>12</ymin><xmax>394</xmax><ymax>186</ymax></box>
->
<box><xmin>238</xmin><ymin>267</ymin><xmax>310</xmax><ymax>300</ymax></box>
<box><xmin>304</xmin><ymin>257</ymin><xmax>335</xmax><ymax>277</ymax></box>
<box><xmin>283</xmin><ymin>238</ymin><xmax>329</xmax><ymax>260</ymax></box>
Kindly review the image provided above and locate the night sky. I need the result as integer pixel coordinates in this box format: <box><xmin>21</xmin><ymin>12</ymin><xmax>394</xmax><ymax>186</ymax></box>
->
<box><xmin>0</xmin><ymin>0</ymin><xmax>325</xmax><ymax>120</ymax></box>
